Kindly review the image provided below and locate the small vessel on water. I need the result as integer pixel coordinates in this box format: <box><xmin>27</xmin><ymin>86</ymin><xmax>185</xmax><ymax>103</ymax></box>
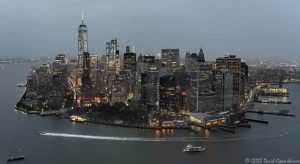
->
<box><xmin>17</xmin><ymin>83</ymin><xmax>26</xmax><ymax>87</ymax></box>
<box><xmin>183</xmin><ymin>144</ymin><xmax>206</xmax><ymax>152</ymax></box>
<box><xmin>39</xmin><ymin>131</ymin><xmax>46</xmax><ymax>135</ymax></box>
<box><xmin>7</xmin><ymin>155</ymin><xmax>25</xmax><ymax>162</ymax></box>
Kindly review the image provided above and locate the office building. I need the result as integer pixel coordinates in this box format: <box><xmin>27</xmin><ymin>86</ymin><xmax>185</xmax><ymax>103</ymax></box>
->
<box><xmin>188</xmin><ymin>62</ymin><xmax>216</xmax><ymax>113</ymax></box>
<box><xmin>141</xmin><ymin>62</ymin><xmax>159</xmax><ymax>111</ymax></box>
<box><xmin>106</xmin><ymin>39</ymin><xmax>118</xmax><ymax>75</ymax></box>
<box><xmin>161</xmin><ymin>49</ymin><xmax>180</xmax><ymax>74</ymax></box>
<box><xmin>216</xmin><ymin>55</ymin><xmax>242</xmax><ymax>108</ymax></box>
<box><xmin>89</xmin><ymin>54</ymin><xmax>98</xmax><ymax>85</ymax></box>
<box><xmin>159</xmin><ymin>76</ymin><xmax>180</xmax><ymax>113</ymax></box>
<box><xmin>215</xmin><ymin>69</ymin><xmax>233</xmax><ymax>111</ymax></box>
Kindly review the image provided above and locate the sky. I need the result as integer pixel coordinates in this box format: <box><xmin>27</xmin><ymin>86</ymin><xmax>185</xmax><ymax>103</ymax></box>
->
<box><xmin>0</xmin><ymin>0</ymin><xmax>300</xmax><ymax>60</ymax></box>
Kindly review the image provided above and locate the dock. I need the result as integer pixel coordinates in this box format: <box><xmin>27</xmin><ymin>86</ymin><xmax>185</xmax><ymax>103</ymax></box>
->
<box><xmin>237</xmin><ymin>123</ymin><xmax>251</xmax><ymax>128</ymax></box>
<box><xmin>254</xmin><ymin>100</ymin><xmax>292</xmax><ymax>104</ymax></box>
<box><xmin>243</xmin><ymin>118</ymin><xmax>269</xmax><ymax>124</ymax></box>
<box><xmin>246</xmin><ymin>110</ymin><xmax>296</xmax><ymax>117</ymax></box>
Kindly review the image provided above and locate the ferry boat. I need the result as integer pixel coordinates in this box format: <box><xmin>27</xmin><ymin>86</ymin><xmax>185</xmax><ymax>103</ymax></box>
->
<box><xmin>7</xmin><ymin>155</ymin><xmax>25</xmax><ymax>162</ymax></box>
<box><xmin>183</xmin><ymin>144</ymin><xmax>206</xmax><ymax>152</ymax></box>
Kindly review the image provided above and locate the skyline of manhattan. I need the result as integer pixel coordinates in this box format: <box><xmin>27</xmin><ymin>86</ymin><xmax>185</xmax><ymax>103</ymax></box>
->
<box><xmin>1</xmin><ymin>1</ymin><xmax>300</xmax><ymax>164</ymax></box>
<box><xmin>0</xmin><ymin>0</ymin><xmax>300</xmax><ymax>60</ymax></box>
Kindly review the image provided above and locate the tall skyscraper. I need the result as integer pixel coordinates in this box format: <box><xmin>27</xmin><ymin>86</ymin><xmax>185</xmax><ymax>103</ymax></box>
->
<box><xmin>185</xmin><ymin>51</ymin><xmax>203</xmax><ymax>74</ymax></box>
<box><xmin>188</xmin><ymin>62</ymin><xmax>216</xmax><ymax>113</ymax></box>
<box><xmin>81</xmin><ymin>52</ymin><xmax>92</xmax><ymax>92</ymax></box>
<box><xmin>216</xmin><ymin>55</ymin><xmax>242</xmax><ymax>108</ymax></box>
<box><xmin>142</xmin><ymin>55</ymin><xmax>155</xmax><ymax>73</ymax></box>
<box><xmin>133</xmin><ymin>53</ymin><xmax>144</xmax><ymax>102</ymax></box>
<box><xmin>198</xmin><ymin>48</ymin><xmax>205</xmax><ymax>62</ymax></box>
<box><xmin>161</xmin><ymin>49</ymin><xmax>180</xmax><ymax>74</ymax></box>
<box><xmin>111</xmin><ymin>74</ymin><xmax>128</xmax><ymax>104</ymax></box>
<box><xmin>89</xmin><ymin>54</ymin><xmax>98</xmax><ymax>85</ymax></box>
<box><xmin>184</xmin><ymin>52</ymin><xmax>193</xmax><ymax>73</ymax></box>
<box><xmin>240</xmin><ymin>62</ymin><xmax>249</xmax><ymax>104</ymax></box>
<box><xmin>141</xmin><ymin>61</ymin><xmax>159</xmax><ymax>111</ymax></box>
<box><xmin>35</xmin><ymin>64</ymin><xmax>52</xmax><ymax>91</ymax></box>
<box><xmin>123</xmin><ymin>46</ymin><xmax>137</xmax><ymax>99</ymax></box>
<box><xmin>52</xmin><ymin>54</ymin><xmax>68</xmax><ymax>94</ymax></box>
<box><xmin>50</xmin><ymin>54</ymin><xmax>69</xmax><ymax>109</ymax></box>
<box><xmin>79</xmin><ymin>52</ymin><xmax>94</xmax><ymax>107</ymax></box>
<box><xmin>159</xmin><ymin>76</ymin><xmax>180</xmax><ymax>113</ymax></box>
<box><xmin>124</xmin><ymin>46</ymin><xmax>136</xmax><ymax>73</ymax></box>
<box><xmin>215</xmin><ymin>69</ymin><xmax>233</xmax><ymax>111</ymax></box>
<box><xmin>106</xmin><ymin>39</ymin><xmax>118</xmax><ymax>74</ymax></box>
<box><xmin>78</xmin><ymin>11</ymin><xmax>88</xmax><ymax>68</ymax></box>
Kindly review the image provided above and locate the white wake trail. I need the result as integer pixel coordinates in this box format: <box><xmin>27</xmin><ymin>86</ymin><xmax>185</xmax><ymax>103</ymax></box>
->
<box><xmin>42</xmin><ymin>132</ymin><xmax>174</xmax><ymax>141</ymax></box>
<box><xmin>40</xmin><ymin>132</ymin><xmax>290</xmax><ymax>142</ymax></box>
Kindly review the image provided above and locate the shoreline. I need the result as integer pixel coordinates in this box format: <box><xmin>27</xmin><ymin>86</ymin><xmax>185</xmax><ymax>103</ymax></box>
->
<box><xmin>14</xmin><ymin>86</ymin><xmax>258</xmax><ymax>132</ymax></box>
<box><xmin>15</xmin><ymin>106</ymin><xmax>39</xmax><ymax>114</ymax></box>
<box><xmin>16</xmin><ymin>95</ymin><xmax>286</xmax><ymax>132</ymax></box>
<box><xmin>15</xmin><ymin>106</ymin><xmax>173</xmax><ymax>131</ymax></box>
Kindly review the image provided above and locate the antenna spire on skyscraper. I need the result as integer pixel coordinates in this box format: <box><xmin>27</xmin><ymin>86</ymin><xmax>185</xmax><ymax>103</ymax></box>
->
<box><xmin>81</xmin><ymin>9</ymin><xmax>84</xmax><ymax>24</ymax></box>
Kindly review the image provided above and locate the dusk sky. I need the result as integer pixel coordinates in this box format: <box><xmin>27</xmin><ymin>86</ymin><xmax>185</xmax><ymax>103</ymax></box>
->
<box><xmin>1</xmin><ymin>0</ymin><xmax>300</xmax><ymax>60</ymax></box>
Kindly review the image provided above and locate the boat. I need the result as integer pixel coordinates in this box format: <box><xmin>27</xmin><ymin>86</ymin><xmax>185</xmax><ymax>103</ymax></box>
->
<box><xmin>7</xmin><ymin>155</ymin><xmax>25</xmax><ymax>162</ymax></box>
<box><xmin>39</xmin><ymin>131</ymin><xmax>46</xmax><ymax>135</ymax></box>
<box><xmin>183</xmin><ymin>144</ymin><xmax>206</xmax><ymax>152</ymax></box>
<box><xmin>17</xmin><ymin>83</ymin><xmax>26</xmax><ymax>87</ymax></box>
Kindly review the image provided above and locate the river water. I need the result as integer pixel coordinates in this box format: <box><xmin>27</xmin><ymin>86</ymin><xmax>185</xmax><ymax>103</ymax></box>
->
<box><xmin>0</xmin><ymin>63</ymin><xmax>299</xmax><ymax>164</ymax></box>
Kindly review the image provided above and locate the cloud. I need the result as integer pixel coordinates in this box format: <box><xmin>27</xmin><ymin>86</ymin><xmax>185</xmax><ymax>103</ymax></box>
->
<box><xmin>0</xmin><ymin>0</ymin><xmax>299</xmax><ymax>60</ymax></box>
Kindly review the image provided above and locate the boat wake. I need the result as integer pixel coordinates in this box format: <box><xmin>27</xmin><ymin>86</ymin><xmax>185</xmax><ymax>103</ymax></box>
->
<box><xmin>40</xmin><ymin>131</ymin><xmax>291</xmax><ymax>142</ymax></box>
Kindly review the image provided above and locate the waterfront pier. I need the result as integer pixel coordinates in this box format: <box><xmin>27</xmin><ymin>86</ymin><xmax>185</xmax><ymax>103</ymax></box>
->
<box><xmin>246</xmin><ymin>109</ymin><xmax>296</xmax><ymax>117</ymax></box>
<box><xmin>243</xmin><ymin>118</ymin><xmax>269</xmax><ymax>124</ymax></box>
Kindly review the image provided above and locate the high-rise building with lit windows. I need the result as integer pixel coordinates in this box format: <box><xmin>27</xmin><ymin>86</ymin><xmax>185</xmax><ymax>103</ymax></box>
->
<box><xmin>81</xmin><ymin>52</ymin><xmax>91</xmax><ymax>91</ymax></box>
<box><xmin>159</xmin><ymin>75</ymin><xmax>180</xmax><ymax>113</ymax></box>
<box><xmin>124</xmin><ymin>46</ymin><xmax>137</xmax><ymax>99</ymax></box>
<box><xmin>161</xmin><ymin>49</ymin><xmax>179</xmax><ymax>75</ymax></box>
<box><xmin>124</xmin><ymin>46</ymin><xmax>136</xmax><ymax>73</ymax></box>
<box><xmin>89</xmin><ymin>54</ymin><xmax>98</xmax><ymax>85</ymax></box>
<box><xmin>215</xmin><ymin>69</ymin><xmax>233</xmax><ymax>111</ymax></box>
<box><xmin>188</xmin><ymin>62</ymin><xmax>216</xmax><ymax>113</ymax></box>
<box><xmin>141</xmin><ymin>61</ymin><xmax>159</xmax><ymax>111</ymax></box>
<box><xmin>216</xmin><ymin>55</ymin><xmax>242</xmax><ymax>108</ymax></box>
<box><xmin>106</xmin><ymin>39</ymin><xmax>118</xmax><ymax>74</ymax></box>
<box><xmin>78</xmin><ymin>11</ymin><xmax>88</xmax><ymax>68</ymax></box>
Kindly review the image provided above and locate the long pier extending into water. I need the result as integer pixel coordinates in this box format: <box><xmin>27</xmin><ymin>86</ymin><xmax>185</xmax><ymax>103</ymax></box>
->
<box><xmin>246</xmin><ymin>110</ymin><xmax>296</xmax><ymax>117</ymax></box>
<box><xmin>253</xmin><ymin>100</ymin><xmax>292</xmax><ymax>104</ymax></box>
<box><xmin>243</xmin><ymin>118</ymin><xmax>269</xmax><ymax>124</ymax></box>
